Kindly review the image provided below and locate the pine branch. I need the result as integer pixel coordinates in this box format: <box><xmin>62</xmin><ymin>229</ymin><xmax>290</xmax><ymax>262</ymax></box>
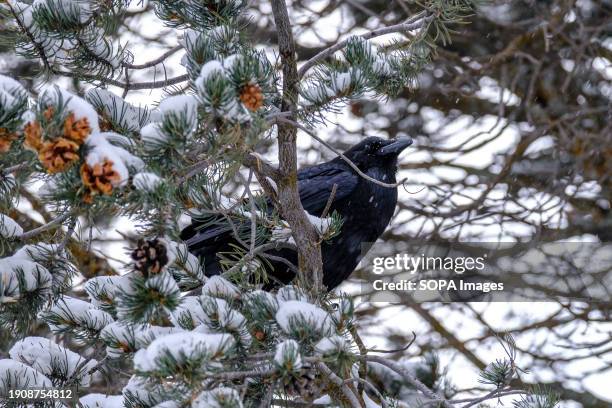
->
<box><xmin>298</xmin><ymin>11</ymin><xmax>431</xmax><ymax>78</ymax></box>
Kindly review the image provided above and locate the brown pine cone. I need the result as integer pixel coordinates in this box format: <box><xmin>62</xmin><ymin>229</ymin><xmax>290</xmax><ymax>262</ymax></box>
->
<box><xmin>80</xmin><ymin>159</ymin><xmax>121</xmax><ymax>203</ymax></box>
<box><xmin>131</xmin><ymin>238</ymin><xmax>169</xmax><ymax>277</ymax></box>
<box><xmin>0</xmin><ymin>128</ymin><xmax>17</xmax><ymax>153</ymax></box>
<box><xmin>38</xmin><ymin>137</ymin><xmax>80</xmax><ymax>173</ymax></box>
<box><xmin>43</xmin><ymin>106</ymin><xmax>55</xmax><ymax>121</ymax></box>
<box><xmin>239</xmin><ymin>83</ymin><xmax>264</xmax><ymax>112</ymax></box>
<box><xmin>283</xmin><ymin>368</ymin><xmax>324</xmax><ymax>403</ymax></box>
<box><xmin>63</xmin><ymin>112</ymin><xmax>92</xmax><ymax>144</ymax></box>
<box><xmin>23</xmin><ymin>121</ymin><xmax>43</xmax><ymax>152</ymax></box>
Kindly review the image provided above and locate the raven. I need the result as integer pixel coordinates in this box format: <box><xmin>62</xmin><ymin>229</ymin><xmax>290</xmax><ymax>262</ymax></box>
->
<box><xmin>180</xmin><ymin>136</ymin><xmax>413</xmax><ymax>290</ymax></box>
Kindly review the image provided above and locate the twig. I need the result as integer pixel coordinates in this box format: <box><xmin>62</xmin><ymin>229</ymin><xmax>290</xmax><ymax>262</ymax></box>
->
<box><xmin>368</xmin><ymin>331</ymin><xmax>416</xmax><ymax>353</ymax></box>
<box><xmin>364</xmin><ymin>355</ymin><xmax>456</xmax><ymax>408</ymax></box>
<box><xmin>350</xmin><ymin>324</ymin><xmax>368</xmax><ymax>397</ymax></box>
<box><xmin>54</xmin><ymin>69</ymin><xmax>189</xmax><ymax>91</ymax></box>
<box><xmin>18</xmin><ymin>212</ymin><xmax>72</xmax><ymax>241</ymax></box>
<box><xmin>345</xmin><ymin>377</ymin><xmax>388</xmax><ymax>408</ymax></box>
<box><xmin>275</xmin><ymin>117</ymin><xmax>407</xmax><ymax>188</ymax></box>
<box><xmin>1</xmin><ymin>162</ymin><xmax>30</xmax><ymax>174</ymax></box>
<box><xmin>123</xmin><ymin>45</ymin><xmax>183</xmax><ymax>69</ymax></box>
<box><xmin>320</xmin><ymin>183</ymin><xmax>338</xmax><ymax>218</ymax></box>
<box><xmin>317</xmin><ymin>362</ymin><xmax>362</xmax><ymax>408</ymax></box>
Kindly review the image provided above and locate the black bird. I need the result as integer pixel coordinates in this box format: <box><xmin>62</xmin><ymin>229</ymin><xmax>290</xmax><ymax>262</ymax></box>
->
<box><xmin>180</xmin><ymin>136</ymin><xmax>413</xmax><ymax>290</ymax></box>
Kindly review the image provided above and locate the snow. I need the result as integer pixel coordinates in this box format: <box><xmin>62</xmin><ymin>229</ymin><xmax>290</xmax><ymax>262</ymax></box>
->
<box><xmin>275</xmin><ymin>300</ymin><xmax>335</xmax><ymax>337</ymax></box>
<box><xmin>276</xmin><ymin>285</ymin><xmax>310</xmax><ymax>303</ymax></box>
<box><xmin>168</xmin><ymin>241</ymin><xmax>205</xmax><ymax>282</ymax></box>
<box><xmin>122</xmin><ymin>375</ymin><xmax>165</xmax><ymax>406</ymax></box>
<box><xmin>9</xmin><ymin>336</ymin><xmax>98</xmax><ymax>386</ymax></box>
<box><xmin>101</xmin><ymin>322</ymin><xmax>183</xmax><ymax>357</ymax></box>
<box><xmin>0</xmin><ymin>75</ymin><xmax>25</xmax><ymax>111</ymax></box>
<box><xmin>194</xmin><ymin>57</ymin><xmax>252</xmax><ymax>122</ymax></box>
<box><xmin>0</xmin><ymin>74</ymin><xmax>25</xmax><ymax>96</ymax></box>
<box><xmin>274</xmin><ymin>339</ymin><xmax>302</xmax><ymax>371</ymax></box>
<box><xmin>140</xmin><ymin>122</ymin><xmax>167</xmax><ymax>146</ymax></box>
<box><xmin>222</xmin><ymin>54</ymin><xmax>239</xmax><ymax>70</ymax></box>
<box><xmin>151</xmin><ymin>401</ymin><xmax>180</xmax><ymax>408</ymax></box>
<box><xmin>46</xmin><ymin>296</ymin><xmax>114</xmax><ymax>333</ymax></box>
<box><xmin>313</xmin><ymin>395</ymin><xmax>333</xmax><ymax>404</ymax></box>
<box><xmin>199</xmin><ymin>296</ymin><xmax>246</xmax><ymax>331</ymax></box>
<box><xmin>201</xmin><ymin>275</ymin><xmax>240</xmax><ymax>299</ymax></box>
<box><xmin>133</xmin><ymin>172</ymin><xmax>163</xmax><ymax>192</ymax></box>
<box><xmin>1</xmin><ymin>91</ymin><xmax>18</xmax><ymax>114</ymax></box>
<box><xmin>85</xmin><ymin>132</ymin><xmax>145</xmax><ymax>186</ymax></box>
<box><xmin>0</xmin><ymin>214</ymin><xmax>23</xmax><ymax>238</ymax></box>
<box><xmin>191</xmin><ymin>296</ymin><xmax>251</xmax><ymax>347</ymax></box>
<box><xmin>244</xmin><ymin>289</ymin><xmax>279</xmax><ymax>313</ymax></box>
<box><xmin>180</xmin><ymin>29</ymin><xmax>199</xmax><ymax>49</ymax></box>
<box><xmin>373</xmin><ymin>57</ymin><xmax>392</xmax><ymax>76</ymax></box>
<box><xmin>272</xmin><ymin>211</ymin><xmax>333</xmax><ymax>243</ymax></box>
<box><xmin>145</xmin><ymin>272</ymin><xmax>180</xmax><ymax>297</ymax></box>
<box><xmin>133</xmin><ymin>332</ymin><xmax>235</xmax><ymax>372</ymax></box>
<box><xmin>32</xmin><ymin>0</ymin><xmax>93</xmax><ymax>24</ymax></box>
<box><xmin>306</xmin><ymin>212</ymin><xmax>334</xmax><ymax>235</ymax></box>
<box><xmin>79</xmin><ymin>393</ymin><xmax>124</xmax><ymax>408</ymax></box>
<box><xmin>8</xmin><ymin>2</ymin><xmax>34</xmax><ymax>28</ymax></box>
<box><xmin>315</xmin><ymin>335</ymin><xmax>352</xmax><ymax>355</ymax></box>
<box><xmin>0</xmin><ymin>359</ymin><xmax>53</xmax><ymax>392</ymax></box>
<box><xmin>196</xmin><ymin>60</ymin><xmax>225</xmax><ymax>85</ymax></box>
<box><xmin>331</xmin><ymin>72</ymin><xmax>353</xmax><ymax>94</ymax></box>
<box><xmin>12</xmin><ymin>243</ymin><xmax>61</xmax><ymax>262</ymax></box>
<box><xmin>0</xmin><ymin>257</ymin><xmax>52</xmax><ymax>302</ymax></box>
<box><xmin>169</xmin><ymin>295</ymin><xmax>207</xmax><ymax>328</ymax></box>
<box><xmin>158</xmin><ymin>94</ymin><xmax>198</xmax><ymax>128</ymax></box>
<box><xmin>363</xmin><ymin>391</ymin><xmax>383</xmax><ymax>408</ymax></box>
<box><xmin>192</xmin><ymin>387</ymin><xmax>243</xmax><ymax>408</ymax></box>
<box><xmin>86</xmin><ymin>88</ymin><xmax>149</xmax><ymax>132</ymax></box>
<box><xmin>40</xmin><ymin>87</ymin><xmax>100</xmax><ymax>133</ymax></box>
<box><xmin>84</xmin><ymin>275</ymin><xmax>131</xmax><ymax>307</ymax></box>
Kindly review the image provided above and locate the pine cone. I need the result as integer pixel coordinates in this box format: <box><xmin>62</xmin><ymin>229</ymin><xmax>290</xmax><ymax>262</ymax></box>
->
<box><xmin>239</xmin><ymin>83</ymin><xmax>264</xmax><ymax>112</ymax></box>
<box><xmin>43</xmin><ymin>106</ymin><xmax>55</xmax><ymax>121</ymax></box>
<box><xmin>99</xmin><ymin>112</ymin><xmax>113</xmax><ymax>132</ymax></box>
<box><xmin>131</xmin><ymin>238</ymin><xmax>169</xmax><ymax>277</ymax></box>
<box><xmin>80</xmin><ymin>159</ymin><xmax>121</xmax><ymax>203</ymax></box>
<box><xmin>38</xmin><ymin>137</ymin><xmax>80</xmax><ymax>173</ymax></box>
<box><xmin>23</xmin><ymin>121</ymin><xmax>43</xmax><ymax>152</ymax></box>
<box><xmin>0</xmin><ymin>128</ymin><xmax>17</xmax><ymax>153</ymax></box>
<box><xmin>283</xmin><ymin>369</ymin><xmax>324</xmax><ymax>403</ymax></box>
<box><xmin>63</xmin><ymin>112</ymin><xmax>92</xmax><ymax>144</ymax></box>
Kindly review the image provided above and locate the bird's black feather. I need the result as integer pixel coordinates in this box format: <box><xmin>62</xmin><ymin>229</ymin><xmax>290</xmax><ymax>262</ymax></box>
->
<box><xmin>180</xmin><ymin>136</ymin><xmax>412</xmax><ymax>290</ymax></box>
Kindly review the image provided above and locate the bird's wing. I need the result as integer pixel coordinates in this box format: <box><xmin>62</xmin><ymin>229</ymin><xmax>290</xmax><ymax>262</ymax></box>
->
<box><xmin>181</xmin><ymin>163</ymin><xmax>357</xmax><ymax>256</ymax></box>
<box><xmin>297</xmin><ymin>163</ymin><xmax>358</xmax><ymax>215</ymax></box>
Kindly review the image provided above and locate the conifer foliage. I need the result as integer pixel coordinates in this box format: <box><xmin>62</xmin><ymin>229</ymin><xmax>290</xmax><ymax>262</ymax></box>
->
<box><xmin>0</xmin><ymin>1</ymin><xmax>559</xmax><ymax>407</ymax></box>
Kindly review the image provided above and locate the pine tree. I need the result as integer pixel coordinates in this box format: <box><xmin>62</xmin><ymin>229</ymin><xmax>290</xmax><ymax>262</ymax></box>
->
<box><xmin>0</xmin><ymin>1</ymin><xmax>562</xmax><ymax>407</ymax></box>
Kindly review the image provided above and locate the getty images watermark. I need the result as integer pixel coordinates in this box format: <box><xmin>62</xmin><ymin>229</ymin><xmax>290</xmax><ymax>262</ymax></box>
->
<box><xmin>371</xmin><ymin>253</ymin><xmax>503</xmax><ymax>293</ymax></box>
<box><xmin>359</xmin><ymin>242</ymin><xmax>611</xmax><ymax>303</ymax></box>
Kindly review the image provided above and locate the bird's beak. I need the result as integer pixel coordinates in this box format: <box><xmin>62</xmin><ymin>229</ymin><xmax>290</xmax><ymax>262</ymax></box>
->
<box><xmin>377</xmin><ymin>137</ymin><xmax>413</xmax><ymax>156</ymax></box>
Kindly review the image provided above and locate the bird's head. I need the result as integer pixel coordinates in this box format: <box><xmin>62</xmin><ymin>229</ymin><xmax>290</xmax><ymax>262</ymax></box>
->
<box><xmin>341</xmin><ymin>136</ymin><xmax>413</xmax><ymax>172</ymax></box>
